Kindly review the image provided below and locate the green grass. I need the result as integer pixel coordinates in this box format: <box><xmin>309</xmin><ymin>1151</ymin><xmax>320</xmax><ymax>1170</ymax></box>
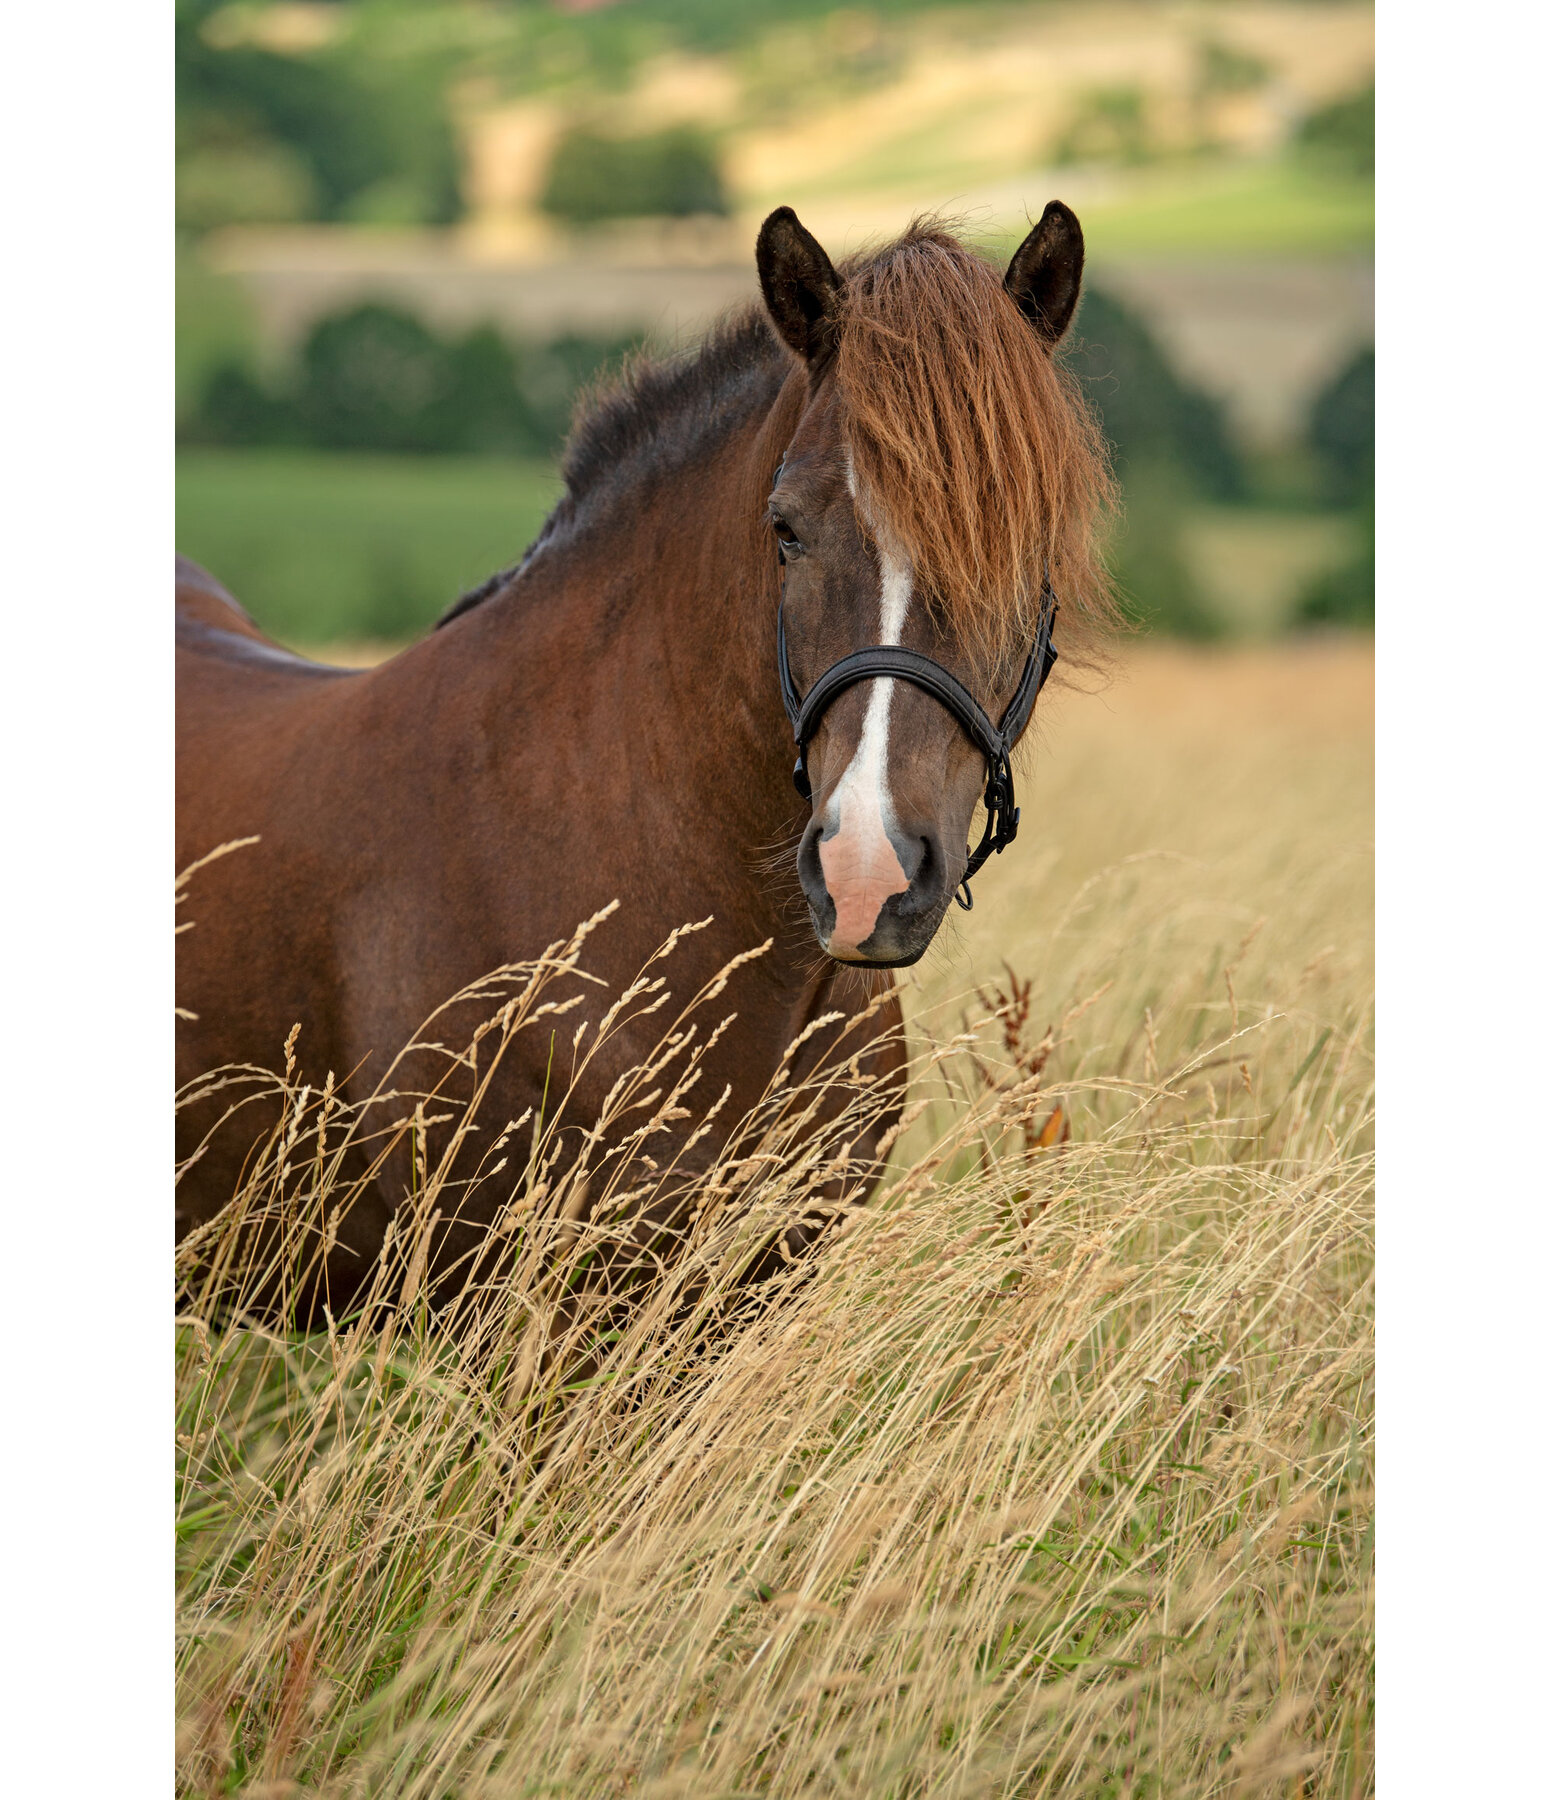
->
<box><xmin>777</xmin><ymin>133</ymin><xmax>1371</xmax><ymax>261</ymax></box>
<box><xmin>176</xmin><ymin>450</ymin><xmax>564</xmax><ymax>647</ymax></box>
<box><xmin>1071</xmin><ymin>160</ymin><xmax>1374</xmax><ymax>258</ymax></box>
<box><xmin>974</xmin><ymin>160</ymin><xmax>1373</xmax><ymax>262</ymax></box>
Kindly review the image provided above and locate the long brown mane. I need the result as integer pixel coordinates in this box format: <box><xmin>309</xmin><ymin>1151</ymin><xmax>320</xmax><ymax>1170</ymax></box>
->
<box><xmin>446</xmin><ymin>218</ymin><xmax>1115</xmax><ymax>665</ymax></box>
<box><xmin>835</xmin><ymin>218</ymin><xmax>1118</xmax><ymax>674</ymax></box>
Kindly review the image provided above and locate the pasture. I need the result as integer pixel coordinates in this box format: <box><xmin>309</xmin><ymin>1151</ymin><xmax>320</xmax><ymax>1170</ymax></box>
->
<box><xmin>176</xmin><ymin>636</ymin><xmax>1372</xmax><ymax>1797</ymax></box>
<box><xmin>174</xmin><ymin>451</ymin><xmax>562</xmax><ymax>646</ymax></box>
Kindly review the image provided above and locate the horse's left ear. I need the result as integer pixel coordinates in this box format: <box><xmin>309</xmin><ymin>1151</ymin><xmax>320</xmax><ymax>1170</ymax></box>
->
<box><xmin>1004</xmin><ymin>200</ymin><xmax>1085</xmax><ymax>349</ymax></box>
<box><xmin>757</xmin><ymin>206</ymin><xmax>846</xmax><ymax>369</ymax></box>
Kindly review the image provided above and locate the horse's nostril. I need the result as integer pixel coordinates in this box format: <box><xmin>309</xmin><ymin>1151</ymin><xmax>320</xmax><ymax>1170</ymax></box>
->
<box><xmin>910</xmin><ymin>831</ymin><xmax>946</xmax><ymax>893</ymax></box>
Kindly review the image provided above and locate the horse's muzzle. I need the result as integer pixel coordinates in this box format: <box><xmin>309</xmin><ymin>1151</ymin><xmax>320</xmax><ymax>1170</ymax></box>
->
<box><xmin>797</xmin><ymin>816</ymin><xmax>953</xmax><ymax>967</ymax></box>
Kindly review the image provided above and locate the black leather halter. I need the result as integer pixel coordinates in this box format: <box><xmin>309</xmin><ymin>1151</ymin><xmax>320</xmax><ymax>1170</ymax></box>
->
<box><xmin>775</xmin><ymin>553</ymin><xmax>1059</xmax><ymax>912</ymax></box>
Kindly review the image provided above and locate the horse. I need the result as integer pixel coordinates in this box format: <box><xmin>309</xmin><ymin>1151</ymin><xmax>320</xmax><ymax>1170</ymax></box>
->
<box><xmin>176</xmin><ymin>203</ymin><xmax>1116</xmax><ymax>1323</ymax></box>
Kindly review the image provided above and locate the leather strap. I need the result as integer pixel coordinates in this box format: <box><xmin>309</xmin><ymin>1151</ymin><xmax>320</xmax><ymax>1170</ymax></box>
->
<box><xmin>777</xmin><ymin>580</ymin><xmax>1059</xmax><ymax>908</ymax></box>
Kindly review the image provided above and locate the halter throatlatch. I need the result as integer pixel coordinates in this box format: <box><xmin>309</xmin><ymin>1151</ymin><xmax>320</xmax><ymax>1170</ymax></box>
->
<box><xmin>776</xmin><ymin>573</ymin><xmax>1059</xmax><ymax>911</ymax></box>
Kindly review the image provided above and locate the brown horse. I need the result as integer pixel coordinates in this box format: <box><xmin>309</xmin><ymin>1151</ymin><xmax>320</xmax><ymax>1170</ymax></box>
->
<box><xmin>176</xmin><ymin>204</ymin><xmax>1115</xmax><ymax>1317</ymax></box>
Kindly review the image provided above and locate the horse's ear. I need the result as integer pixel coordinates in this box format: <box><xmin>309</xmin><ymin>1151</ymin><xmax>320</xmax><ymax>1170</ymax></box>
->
<box><xmin>757</xmin><ymin>206</ymin><xmax>846</xmax><ymax>368</ymax></box>
<box><xmin>1004</xmin><ymin>200</ymin><xmax>1085</xmax><ymax>349</ymax></box>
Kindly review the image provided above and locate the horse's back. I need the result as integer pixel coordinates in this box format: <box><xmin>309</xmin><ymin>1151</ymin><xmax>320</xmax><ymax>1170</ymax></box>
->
<box><xmin>176</xmin><ymin>554</ymin><xmax>363</xmax><ymax>945</ymax></box>
<box><xmin>176</xmin><ymin>554</ymin><xmax>263</xmax><ymax>638</ymax></box>
<box><xmin>176</xmin><ymin>556</ymin><xmax>348</xmax><ymax>683</ymax></box>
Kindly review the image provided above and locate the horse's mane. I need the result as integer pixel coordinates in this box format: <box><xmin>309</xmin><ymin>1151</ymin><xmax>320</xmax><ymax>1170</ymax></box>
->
<box><xmin>835</xmin><ymin>219</ymin><xmax>1118</xmax><ymax>672</ymax></box>
<box><xmin>441</xmin><ymin>216</ymin><xmax>1116</xmax><ymax>667</ymax></box>
<box><xmin>562</xmin><ymin>310</ymin><xmax>785</xmax><ymax>514</ymax></box>
<box><xmin>437</xmin><ymin>310</ymin><xmax>784</xmax><ymax>629</ymax></box>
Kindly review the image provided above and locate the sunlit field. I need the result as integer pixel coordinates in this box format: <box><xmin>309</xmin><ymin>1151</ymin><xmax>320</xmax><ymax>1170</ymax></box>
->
<box><xmin>176</xmin><ymin>639</ymin><xmax>1372</xmax><ymax>1797</ymax></box>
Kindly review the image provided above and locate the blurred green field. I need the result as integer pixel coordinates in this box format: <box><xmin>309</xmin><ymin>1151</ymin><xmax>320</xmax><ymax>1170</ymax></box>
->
<box><xmin>1067</xmin><ymin>161</ymin><xmax>1374</xmax><ymax>258</ymax></box>
<box><xmin>176</xmin><ymin>450</ymin><xmax>562</xmax><ymax>645</ymax></box>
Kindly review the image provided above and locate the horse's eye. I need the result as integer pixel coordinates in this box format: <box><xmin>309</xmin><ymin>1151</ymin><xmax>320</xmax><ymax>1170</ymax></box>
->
<box><xmin>770</xmin><ymin>513</ymin><xmax>805</xmax><ymax>558</ymax></box>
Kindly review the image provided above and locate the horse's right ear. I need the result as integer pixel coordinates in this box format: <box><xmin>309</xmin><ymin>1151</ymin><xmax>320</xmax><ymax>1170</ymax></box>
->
<box><xmin>1004</xmin><ymin>200</ymin><xmax>1085</xmax><ymax>349</ymax></box>
<box><xmin>757</xmin><ymin>206</ymin><xmax>845</xmax><ymax>369</ymax></box>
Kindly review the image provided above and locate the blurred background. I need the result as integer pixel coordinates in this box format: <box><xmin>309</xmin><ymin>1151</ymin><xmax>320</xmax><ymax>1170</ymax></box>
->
<box><xmin>175</xmin><ymin>0</ymin><xmax>1374</xmax><ymax>653</ymax></box>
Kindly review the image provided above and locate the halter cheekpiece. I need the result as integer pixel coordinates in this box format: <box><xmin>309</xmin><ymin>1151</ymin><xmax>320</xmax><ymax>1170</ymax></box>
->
<box><xmin>772</xmin><ymin>459</ymin><xmax>1059</xmax><ymax>911</ymax></box>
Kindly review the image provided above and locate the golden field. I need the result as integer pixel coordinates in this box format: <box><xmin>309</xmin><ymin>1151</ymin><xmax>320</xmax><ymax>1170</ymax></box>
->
<box><xmin>176</xmin><ymin>638</ymin><xmax>1373</xmax><ymax>1798</ymax></box>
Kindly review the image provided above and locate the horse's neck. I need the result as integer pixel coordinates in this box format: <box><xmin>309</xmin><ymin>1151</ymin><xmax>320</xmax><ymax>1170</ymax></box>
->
<box><xmin>446</xmin><ymin>413</ymin><xmax>801</xmax><ymax>911</ymax></box>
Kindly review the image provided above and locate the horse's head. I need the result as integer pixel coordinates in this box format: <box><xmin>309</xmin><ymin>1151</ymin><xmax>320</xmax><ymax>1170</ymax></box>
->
<box><xmin>756</xmin><ymin>204</ymin><xmax>1110</xmax><ymax>967</ymax></box>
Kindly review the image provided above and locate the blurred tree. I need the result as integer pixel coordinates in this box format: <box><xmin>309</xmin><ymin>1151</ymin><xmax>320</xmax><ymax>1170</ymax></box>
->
<box><xmin>1295</xmin><ymin>343</ymin><xmax>1374</xmax><ymax>628</ymax></box>
<box><xmin>1195</xmin><ymin>38</ymin><xmax>1271</xmax><ymax>98</ymax></box>
<box><xmin>431</xmin><ymin>326</ymin><xmax>545</xmax><ymax>457</ymax></box>
<box><xmin>1190</xmin><ymin>35</ymin><xmax>1271</xmax><ymax>152</ymax></box>
<box><xmin>1308</xmin><ymin>344</ymin><xmax>1374</xmax><ymax>506</ymax></box>
<box><xmin>1107</xmin><ymin>463</ymin><xmax>1224</xmax><ymax>640</ymax></box>
<box><xmin>1061</xmin><ymin>287</ymin><xmax>1244</xmax><ymax>501</ymax></box>
<box><xmin>297</xmin><ymin>305</ymin><xmax>462</xmax><ymax>453</ymax></box>
<box><xmin>193</xmin><ymin>362</ymin><xmax>300</xmax><ymax>447</ymax></box>
<box><xmin>1297</xmin><ymin>79</ymin><xmax>1375</xmax><ymax>177</ymax></box>
<box><xmin>175</xmin><ymin>130</ymin><xmax>319</xmax><ymax>233</ymax></box>
<box><xmin>1053</xmin><ymin>86</ymin><xmax>1152</xmax><ymax>167</ymax></box>
<box><xmin>175</xmin><ymin>0</ymin><xmax>462</xmax><ymax>230</ymax></box>
<box><xmin>540</xmin><ymin>126</ymin><xmax>729</xmax><ymax>225</ymax></box>
<box><xmin>1294</xmin><ymin>505</ymin><xmax>1374</xmax><ymax>627</ymax></box>
<box><xmin>516</xmin><ymin>333</ymin><xmax>645</xmax><ymax>448</ymax></box>
<box><xmin>187</xmin><ymin>303</ymin><xmax>643</xmax><ymax>457</ymax></box>
<box><xmin>484</xmin><ymin>0</ymin><xmax>986</xmax><ymax>85</ymax></box>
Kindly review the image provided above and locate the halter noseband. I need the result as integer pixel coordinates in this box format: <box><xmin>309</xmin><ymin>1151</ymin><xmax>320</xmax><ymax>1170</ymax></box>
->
<box><xmin>772</xmin><ymin>464</ymin><xmax>1059</xmax><ymax>911</ymax></box>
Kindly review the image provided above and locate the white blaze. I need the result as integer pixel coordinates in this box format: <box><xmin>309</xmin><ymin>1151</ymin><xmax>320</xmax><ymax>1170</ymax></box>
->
<box><xmin>823</xmin><ymin>545</ymin><xmax>911</xmax><ymax>839</ymax></box>
<box><xmin>818</xmin><ymin>465</ymin><xmax>913</xmax><ymax>953</ymax></box>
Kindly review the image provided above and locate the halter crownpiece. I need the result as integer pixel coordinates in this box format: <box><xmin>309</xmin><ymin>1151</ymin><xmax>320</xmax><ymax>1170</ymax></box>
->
<box><xmin>775</xmin><ymin>556</ymin><xmax>1059</xmax><ymax>913</ymax></box>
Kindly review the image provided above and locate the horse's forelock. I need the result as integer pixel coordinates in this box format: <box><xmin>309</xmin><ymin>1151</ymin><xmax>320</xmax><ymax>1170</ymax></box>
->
<box><xmin>834</xmin><ymin>220</ymin><xmax>1119</xmax><ymax>675</ymax></box>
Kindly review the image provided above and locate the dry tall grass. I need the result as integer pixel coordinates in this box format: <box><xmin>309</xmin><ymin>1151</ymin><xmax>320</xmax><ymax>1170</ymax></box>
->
<box><xmin>176</xmin><ymin>641</ymin><xmax>1373</xmax><ymax>1798</ymax></box>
